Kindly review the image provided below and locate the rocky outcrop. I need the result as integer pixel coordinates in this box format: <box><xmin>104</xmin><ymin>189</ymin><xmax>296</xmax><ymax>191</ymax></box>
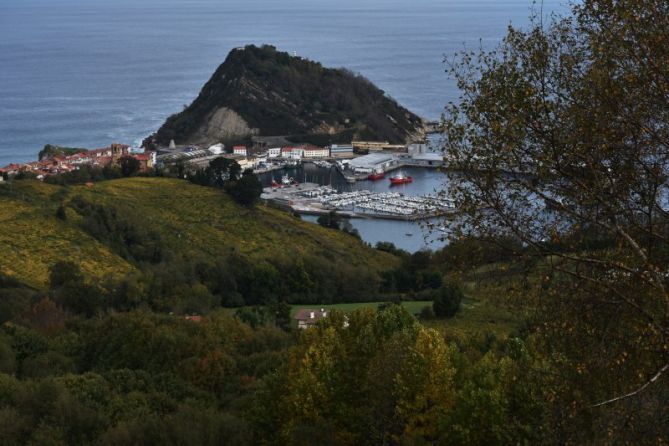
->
<box><xmin>197</xmin><ymin>107</ymin><xmax>258</xmax><ymax>142</ymax></box>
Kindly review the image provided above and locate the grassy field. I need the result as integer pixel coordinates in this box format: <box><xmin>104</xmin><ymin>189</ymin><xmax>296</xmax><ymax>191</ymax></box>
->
<box><xmin>422</xmin><ymin>295</ymin><xmax>522</xmax><ymax>341</ymax></box>
<box><xmin>289</xmin><ymin>300</ymin><xmax>433</xmax><ymax>317</ymax></box>
<box><xmin>0</xmin><ymin>177</ymin><xmax>398</xmax><ymax>288</ymax></box>
<box><xmin>421</xmin><ymin>261</ymin><xmax>532</xmax><ymax>340</ymax></box>
<box><xmin>291</xmin><ymin>292</ymin><xmax>523</xmax><ymax>340</ymax></box>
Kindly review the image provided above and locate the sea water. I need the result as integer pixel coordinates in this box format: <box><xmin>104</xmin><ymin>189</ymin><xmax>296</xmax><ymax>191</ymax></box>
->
<box><xmin>0</xmin><ymin>0</ymin><xmax>568</xmax><ymax>165</ymax></box>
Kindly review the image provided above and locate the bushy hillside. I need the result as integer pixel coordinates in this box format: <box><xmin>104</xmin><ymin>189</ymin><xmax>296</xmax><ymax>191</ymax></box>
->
<box><xmin>0</xmin><ymin>178</ymin><xmax>397</xmax><ymax>293</ymax></box>
<box><xmin>146</xmin><ymin>45</ymin><xmax>424</xmax><ymax>147</ymax></box>
<box><xmin>0</xmin><ymin>181</ymin><xmax>135</xmax><ymax>289</ymax></box>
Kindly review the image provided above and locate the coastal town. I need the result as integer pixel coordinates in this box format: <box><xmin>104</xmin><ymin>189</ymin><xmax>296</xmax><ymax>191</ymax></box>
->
<box><xmin>0</xmin><ymin>138</ymin><xmax>444</xmax><ymax>184</ymax></box>
<box><xmin>0</xmin><ymin>143</ymin><xmax>156</xmax><ymax>180</ymax></box>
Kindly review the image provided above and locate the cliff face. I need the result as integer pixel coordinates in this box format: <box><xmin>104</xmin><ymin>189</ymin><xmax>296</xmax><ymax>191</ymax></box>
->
<box><xmin>145</xmin><ymin>45</ymin><xmax>424</xmax><ymax>148</ymax></box>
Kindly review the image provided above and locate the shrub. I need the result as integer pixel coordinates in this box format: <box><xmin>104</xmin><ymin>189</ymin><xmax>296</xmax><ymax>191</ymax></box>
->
<box><xmin>419</xmin><ymin>305</ymin><xmax>435</xmax><ymax>320</ymax></box>
<box><xmin>49</xmin><ymin>261</ymin><xmax>83</xmax><ymax>289</ymax></box>
<box><xmin>433</xmin><ymin>282</ymin><xmax>463</xmax><ymax>318</ymax></box>
<box><xmin>56</xmin><ymin>205</ymin><xmax>67</xmax><ymax>220</ymax></box>
<box><xmin>226</xmin><ymin>170</ymin><xmax>262</xmax><ymax>207</ymax></box>
<box><xmin>119</xmin><ymin>156</ymin><xmax>141</xmax><ymax>177</ymax></box>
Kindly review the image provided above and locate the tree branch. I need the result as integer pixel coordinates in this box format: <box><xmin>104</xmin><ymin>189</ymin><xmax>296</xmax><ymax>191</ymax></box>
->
<box><xmin>591</xmin><ymin>362</ymin><xmax>669</xmax><ymax>408</ymax></box>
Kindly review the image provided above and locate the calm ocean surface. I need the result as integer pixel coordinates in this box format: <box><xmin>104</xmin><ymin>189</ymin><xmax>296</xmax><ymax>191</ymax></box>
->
<box><xmin>0</xmin><ymin>0</ymin><xmax>568</xmax><ymax>165</ymax></box>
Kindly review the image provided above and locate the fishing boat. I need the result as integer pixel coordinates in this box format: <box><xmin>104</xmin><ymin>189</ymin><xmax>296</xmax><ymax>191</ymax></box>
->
<box><xmin>367</xmin><ymin>170</ymin><xmax>385</xmax><ymax>181</ymax></box>
<box><xmin>272</xmin><ymin>174</ymin><xmax>298</xmax><ymax>188</ymax></box>
<box><xmin>389</xmin><ymin>171</ymin><xmax>413</xmax><ymax>185</ymax></box>
<box><xmin>283</xmin><ymin>174</ymin><xmax>299</xmax><ymax>186</ymax></box>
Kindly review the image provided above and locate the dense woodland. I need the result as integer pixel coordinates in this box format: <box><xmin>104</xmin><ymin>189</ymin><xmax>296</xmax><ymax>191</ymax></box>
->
<box><xmin>1</xmin><ymin>0</ymin><xmax>668</xmax><ymax>444</ymax></box>
<box><xmin>0</xmin><ymin>237</ymin><xmax>545</xmax><ymax>445</ymax></box>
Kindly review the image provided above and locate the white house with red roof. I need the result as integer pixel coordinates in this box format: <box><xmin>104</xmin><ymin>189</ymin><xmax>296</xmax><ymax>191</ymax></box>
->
<box><xmin>1</xmin><ymin>164</ymin><xmax>24</xmax><ymax>175</ymax></box>
<box><xmin>233</xmin><ymin>145</ymin><xmax>248</xmax><ymax>156</ymax></box>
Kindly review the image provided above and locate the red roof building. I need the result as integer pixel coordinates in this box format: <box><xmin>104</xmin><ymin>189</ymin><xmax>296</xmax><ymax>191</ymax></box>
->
<box><xmin>233</xmin><ymin>145</ymin><xmax>248</xmax><ymax>156</ymax></box>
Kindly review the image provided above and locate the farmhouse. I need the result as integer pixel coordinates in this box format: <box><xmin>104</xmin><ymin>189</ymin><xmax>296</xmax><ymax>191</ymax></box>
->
<box><xmin>294</xmin><ymin>308</ymin><xmax>328</xmax><ymax>329</ymax></box>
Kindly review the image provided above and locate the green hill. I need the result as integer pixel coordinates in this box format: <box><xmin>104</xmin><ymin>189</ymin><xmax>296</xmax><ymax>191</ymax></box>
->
<box><xmin>145</xmin><ymin>44</ymin><xmax>425</xmax><ymax>148</ymax></box>
<box><xmin>0</xmin><ymin>177</ymin><xmax>398</xmax><ymax>292</ymax></box>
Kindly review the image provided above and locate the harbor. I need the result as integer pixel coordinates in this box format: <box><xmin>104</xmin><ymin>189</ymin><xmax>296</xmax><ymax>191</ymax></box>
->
<box><xmin>261</xmin><ymin>180</ymin><xmax>455</xmax><ymax>221</ymax></box>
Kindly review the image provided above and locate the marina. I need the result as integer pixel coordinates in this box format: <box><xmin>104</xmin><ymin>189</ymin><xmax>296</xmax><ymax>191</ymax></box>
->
<box><xmin>256</xmin><ymin>161</ymin><xmax>453</xmax><ymax>252</ymax></box>
<box><xmin>261</xmin><ymin>181</ymin><xmax>456</xmax><ymax>221</ymax></box>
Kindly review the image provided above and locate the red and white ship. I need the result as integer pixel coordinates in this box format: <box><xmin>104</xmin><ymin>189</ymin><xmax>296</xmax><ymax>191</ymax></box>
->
<box><xmin>389</xmin><ymin>171</ymin><xmax>413</xmax><ymax>185</ymax></box>
<box><xmin>367</xmin><ymin>170</ymin><xmax>385</xmax><ymax>181</ymax></box>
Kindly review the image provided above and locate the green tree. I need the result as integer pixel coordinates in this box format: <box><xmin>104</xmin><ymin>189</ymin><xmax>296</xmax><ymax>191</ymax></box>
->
<box><xmin>226</xmin><ymin>170</ymin><xmax>263</xmax><ymax>206</ymax></box>
<box><xmin>55</xmin><ymin>205</ymin><xmax>67</xmax><ymax>220</ymax></box>
<box><xmin>0</xmin><ymin>341</ymin><xmax>16</xmax><ymax>374</ymax></box>
<box><xmin>48</xmin><ymin>261</ymin><xmax>102</xmax><ymax>316</ymax></box>
<box><xmin>317</xmin><ymin>211</ymin><xmax>341</xmax><ymax>229</ymax></box>
<box><xmin>49</xmin><ymin>261</ymin><xmax>83</xmax><ymax>289</ymax></box>
<box><xmin>209</xmin><ymin>157</ymin><xmax>241</xmax><ymax>186</ymax></box>
<box><xmin>118</xmin><ymin>156</ymin><xmax>141</xmax><ymax>177</ymax></box>
<box><xmin>443</xmin><ymin>0</ymin><xmax>669</xmax><ymax>440</ymax></box>
<box><xmin>265</xmin><ymin>299</ymin><xmax>291</xmax><ymax>330</ymax></box>
<box><xmin>57</xmin><ymin>281</ymin><xmax>103</xmax><ymax>317</ymax></box>
<box><xmin>433</xmin><ymin>282</ymin><xmax>463</xmax><ymax>318</ymax></box>
<box><xmin>394</xmin><ymin>328</ymin><xmax>456</xmax><ymax>442</ymax></box>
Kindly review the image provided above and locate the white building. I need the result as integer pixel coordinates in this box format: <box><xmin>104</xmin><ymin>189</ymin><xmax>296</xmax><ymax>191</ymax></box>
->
<box><xmin>330</xmin><ymin>144</ymin><xmax>354</xmax><ymax>158</ymax></box>
<box><xmin>208</xmin><ymin>143</ymin><xmax>225</xmax><ymax>155</ymax></box>
<box><xmin>294</xmin><ymin>308</ymin><xmax>328</xmax><ymax>329</ymax></box>
<box><xmin>238</xmin><ymin>156</ymin><xmax>258</xmax><ymax>171</ymax></box>
<box><xmin>303</xmin><ymin>147</ymin><xmax>330</xmax><ymax>158</ymax></box>
<box><xmin>233</xmin><ymin>145</ymin><xmax>247</xmax><ymax>156</ymax></box>
<box><xmin>410</xmin><ymin>152</ymin><xmax>444</xmax><ymax>167</ymax></box>
<box><xmin>282</xmin><ymin>147</ymin><xmax>303</xmax><ymax>159</ymax></box>
<box><xmin>407</xmin><ymin>143</ymin><xmax>428</xmax><ymax>156</ymax></box>
<box><xmin>349</xmin><ymin>153</ymin><xmax>397</xmax><ymax>172</ymax></box>
<box><xmin>268</xmin><ymin>147</ymin><xmax>282</xmax><ymax>158</ymax></box>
